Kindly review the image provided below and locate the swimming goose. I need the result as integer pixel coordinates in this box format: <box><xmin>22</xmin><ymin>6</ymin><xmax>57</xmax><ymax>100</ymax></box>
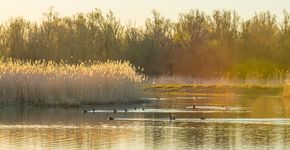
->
<box><xmin>169</xmin><ymin>113</ymin><xmax>175</xmax><ymax>121</ymax></box>
<box><xmin>108</xmin><ymin>117</ymin><xmax>114</xmax><ymax>120</ymax></box>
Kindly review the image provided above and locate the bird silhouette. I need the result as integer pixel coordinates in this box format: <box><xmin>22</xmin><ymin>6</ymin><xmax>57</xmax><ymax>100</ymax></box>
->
<box><xmin>169</xmin><ymin>113</ymin><xmax>176</xmax><ymax>121</ymax></box>
<box><xmin>108</xmin><ymin>117</ymin><xmax>114</xmax><ymax>120</ymax></box>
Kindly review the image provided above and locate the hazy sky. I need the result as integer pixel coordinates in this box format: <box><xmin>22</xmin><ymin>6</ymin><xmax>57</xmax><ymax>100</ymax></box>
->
<box><xmin>0</xmin><ymin>0</ymin><xmax>289</xmax><ymax>25</ymax></box>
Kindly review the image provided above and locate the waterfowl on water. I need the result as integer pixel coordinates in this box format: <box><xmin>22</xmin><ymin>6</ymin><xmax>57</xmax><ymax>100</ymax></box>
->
<box><xmin>169</xmin><ymin>113</ymin><xmax>175</xmax><ymax>121</ymax></box>
<box><xmin>221</xmin><ymin>105</ymin><xmax>229</xmax><ymax>110</ymax></box>
<box><xmin>108</xmin><ymin>117</ymin><xmax>114</xmax><ymax>120</ymax></box>
<box><xmin>82</xmin><ymin>109</ymin><xmax>88</xmax><ymax>113</ymax></box>
<box><xmin>186</xmin><ymin>105</ymin><xmax>196</xmax><ymax>109</ymax></box>
<box><xmin>113</xmin><ymin>109</ymin><xmax>117</xmax><ymax>113</ymax></box>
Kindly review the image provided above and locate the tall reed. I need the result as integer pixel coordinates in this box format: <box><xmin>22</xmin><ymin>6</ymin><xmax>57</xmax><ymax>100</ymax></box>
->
<box><xmin>284</xmin><ymin>78</ymin><xmax>290</xmax><ymax>97</ymax></box>
<box><xmin>0</xmin><ymin>59</ymin><xmax>145</xmax><ymax>106</ymax></box>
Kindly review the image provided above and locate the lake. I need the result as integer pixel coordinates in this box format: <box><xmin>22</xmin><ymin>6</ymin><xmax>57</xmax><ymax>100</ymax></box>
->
<box><xmin>1</xmin><ymin>94</ymin><xmax>290</xmax><ymax>150</ymax></box>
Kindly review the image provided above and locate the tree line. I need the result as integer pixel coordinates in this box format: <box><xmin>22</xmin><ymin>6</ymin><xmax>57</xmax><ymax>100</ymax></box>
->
<box><xmin>0</xmin><ymin>8</ymin><xmax>290</xmax><ymax>77</ymax></box>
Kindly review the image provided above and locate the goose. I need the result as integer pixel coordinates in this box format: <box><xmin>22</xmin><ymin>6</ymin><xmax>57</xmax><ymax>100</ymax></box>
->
<box><xmin>108</xmin><ymin>117</ymin><xmax>114</xmax><ymax>120</ymax></box>
<box><xmin>169</xmin><ymin>113</ymin><xmax>175</xmax><ymax>121</ymax></box>
<box><xmin>221</xmin><ymin>105</ymin><xmax>229</xmax><ymax>110</ymax></box>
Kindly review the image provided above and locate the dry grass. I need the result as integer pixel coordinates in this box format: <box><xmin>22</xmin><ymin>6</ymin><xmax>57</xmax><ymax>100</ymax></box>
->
<box><xmin>146</xmin><ymin>75</ymin><xmax>290</xmax><ymax>97</ymax></box>
<box><xmin>284</xmin><ymin>79</ymin><xmax>290</xmax><ymax>97</ymax></box>
<box><xmin>0</xmin><ymin>59</ymin><xmax>145</xmax><ymax>106</ymax></box>
<box><xmin>149</xmin><ymin>75</ymin><xmax>286</xmax><ymax>87</ymax></box>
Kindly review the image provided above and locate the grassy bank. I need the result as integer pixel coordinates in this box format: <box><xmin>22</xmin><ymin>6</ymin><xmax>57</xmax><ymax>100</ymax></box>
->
<box><xmin>145</xmin><ymin>75</ymin><xmax>290</xmax><ymax>97</ymax></box>
<box><xmin>0</xmin><ymin>59</ymin><xmax>145</xmax><ymax>106</ymax></box>
<box><xmin>144</xmin><ymin>84</ymin><xmax>284</xmax><ymax>96</ymax></box>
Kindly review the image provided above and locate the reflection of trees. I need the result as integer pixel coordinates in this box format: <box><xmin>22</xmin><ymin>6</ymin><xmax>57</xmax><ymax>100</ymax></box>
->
<box><xmin>1</xmin><ymin>122</ymin><xmax>290</xmax><ymax>149</ymax></box>
<box><xmin>0</xmin><ymin>126</ymin><xmax>136</xmax><ymax>149</ymax></box>
<box><xmin>243</xmin><ymin>97</ymin><xmax>287</xmax><ymax>118</ymax></box>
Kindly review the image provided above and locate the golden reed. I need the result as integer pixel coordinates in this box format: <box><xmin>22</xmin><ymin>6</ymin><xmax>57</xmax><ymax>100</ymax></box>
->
<box><xmin>0</xmin><ymin>59</ymin><xmax>145</xmax><ymax>106</ymax></box>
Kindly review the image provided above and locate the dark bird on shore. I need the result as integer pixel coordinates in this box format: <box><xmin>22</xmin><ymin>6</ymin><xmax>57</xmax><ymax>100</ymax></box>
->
<box><xmin>113</xmin><ymin>109</ymin><xmax>117</xmax><ymax>113</ymax></box>
<box><xmin>200</xmin><ymin>117</ymin><xmax>206</xmax><ymax>120</ymax></box>
<box><xmin>142</xmin><ymin>107</ymin><xmax>145</xmax><ymax>110</ymax></box>
<box><xmin>134</xmin><ymin>107</ymin><xmax>137</xmax><ymax>110</ymax></box>
<box><xmin>108</xmin><ymin>117</ymin><xmax>114</xmax><ymax>120</ymax></box>
<box><xmin>125</xmin><ymin>109</ymin><xmax>128</xmax><ymax>113</ymax></box>
<box><xmin>82</xmin><ymin>109</ymin><xmax>87</xmax><ymax>113</ymax></box>
<box><xmin>92</xmin><ymin>108</ymin><xmax>95</xmax><ymax>113</ymax></box>
<box><xmin>169</xmin><ymin>113</ymin><xmax>175</xmax><ymax>121</ymax></box>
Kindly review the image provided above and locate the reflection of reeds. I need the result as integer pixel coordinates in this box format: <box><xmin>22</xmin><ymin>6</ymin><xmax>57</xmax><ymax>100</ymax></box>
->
<box><xmin>0</xmin><ymin>59</ymin><xmax>145</xmax><ymax>106</ymax></box>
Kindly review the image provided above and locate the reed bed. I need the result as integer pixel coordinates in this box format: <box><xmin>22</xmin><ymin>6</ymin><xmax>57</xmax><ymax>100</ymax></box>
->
<box><xmin>0</xmin><ymin>59</ymin><xmax>145</xmax><ymax>106</ymax></box>
<box><xmin>148</xmin><ymin>75</ymin><xmax>290</xmax><ymax>97</ymax></box>
<box><xmin>284</xmin><ymin>79</ymin><xmax>290</xmax><ymax>97</ymax></box>
<box><xmin>150</xmin><ymin>74</ymin><xmax>287</xmax><ymax>87</ymax></box>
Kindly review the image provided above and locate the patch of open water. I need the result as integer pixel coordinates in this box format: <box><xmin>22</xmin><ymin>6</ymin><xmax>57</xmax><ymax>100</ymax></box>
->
<box><xmin>1</xmin><ymin>95</ymin><xmax>290</xmax><ymax>149</ymax></box>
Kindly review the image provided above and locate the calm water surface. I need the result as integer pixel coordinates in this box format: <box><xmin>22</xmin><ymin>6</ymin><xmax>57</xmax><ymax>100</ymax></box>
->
<box><xmin>1</xmin><ymin>95</ymin><xmax>290</xmax><ymax>150</ymax></box>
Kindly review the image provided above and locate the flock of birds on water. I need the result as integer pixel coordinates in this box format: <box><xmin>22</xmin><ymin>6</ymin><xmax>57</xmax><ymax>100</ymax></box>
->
<box><xmin>82</xmin><ymin>105</ymin><xmax>207</xmax><ymax>122</ymax></box>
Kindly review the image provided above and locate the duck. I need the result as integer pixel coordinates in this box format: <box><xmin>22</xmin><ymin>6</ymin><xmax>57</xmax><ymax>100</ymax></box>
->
<box><xmin>221</xmin><ymin>105</ymin><xmax>228</xmax><ymax>110</ymax></box>
<box><xmin>82</xmin><ymin>109</ymin><xmax>88</xmax><ymax>113</ymax></box>
<box><xmin>113</xmin><ymin>109</ymin><xmax>117</xmax><ymax>113</ymax></box>
<box><xmin>134</xmin><ymin>107</ymin><xmax>137</xmax><ymax>110</ymax></box>
<box><xmin>169</xmin><ymin>113</ymin><xmax>176</xmax><ymax>121</ymax></box>
<box><xmin>142</xmin><ymin>107</ymin><xmax>145</xmax><ymax>110</ymax></box>
<box><xmin>108</xmin><ymin>117</ymin><xmax>114</xmax><ymax>120</ymax></box>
